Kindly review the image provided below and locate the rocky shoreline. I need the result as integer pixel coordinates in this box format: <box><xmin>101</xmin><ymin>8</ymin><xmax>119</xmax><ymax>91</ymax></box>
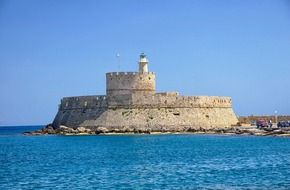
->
<box><xmin>23</xmin><ymin>124</ymin><xmax>290</xmax><ymax>137</ymax></box>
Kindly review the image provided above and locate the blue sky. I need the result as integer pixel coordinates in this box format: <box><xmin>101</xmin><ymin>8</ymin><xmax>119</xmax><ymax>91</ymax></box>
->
<box><xmin>0</xmin><ymin>0</ymin><xmax>290</xmax><ymax>125</ymax></box>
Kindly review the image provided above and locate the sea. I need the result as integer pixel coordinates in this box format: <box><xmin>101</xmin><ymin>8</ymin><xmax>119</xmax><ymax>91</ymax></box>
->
<box><xmin>1</xmin><ymin>126</ymin><xmax>290</xmax><ymax>189</ymax></box>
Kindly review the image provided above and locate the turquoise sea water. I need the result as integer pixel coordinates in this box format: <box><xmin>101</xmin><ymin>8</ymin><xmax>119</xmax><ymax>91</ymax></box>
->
<box><xmin>1</xmin><ymin>126</ymin><xmax>290</xmax><ymax>189</ymax></box>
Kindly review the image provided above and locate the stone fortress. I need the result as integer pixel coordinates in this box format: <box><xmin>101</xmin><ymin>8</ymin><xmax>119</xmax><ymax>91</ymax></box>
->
<box><xmin>52</xmin><ymin>53</ymin><xmax>238</xmax><ymax>133</ymax></box>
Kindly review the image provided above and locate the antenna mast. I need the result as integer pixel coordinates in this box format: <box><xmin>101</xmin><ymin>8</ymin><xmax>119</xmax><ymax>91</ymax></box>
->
<box><xmin>116</xmin><ymin>53</ymin><xmax>120</xmax><ymax>71</ymax></box>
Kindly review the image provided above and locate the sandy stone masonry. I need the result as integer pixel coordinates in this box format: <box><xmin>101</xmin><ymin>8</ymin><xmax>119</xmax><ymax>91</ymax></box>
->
<box><xmin>52</xmin><ymin>53</ymin><xmax>238</xmax><ymax>131</ymax></box>
<box><xmin>59</xmin><ymin>94</ymin><xmax>232</xmax><ymax>110</ymax></box>
<box><xmin>106</xmin><ymin>72</ymin><xmax>156</xmax><ymax>96</ymax></box>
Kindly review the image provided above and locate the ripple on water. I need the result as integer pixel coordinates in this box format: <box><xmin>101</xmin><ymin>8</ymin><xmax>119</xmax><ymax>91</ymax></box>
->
<box><xmin>1</xmin><ymin>129</ymin><xmax>290</xmax><ymax>189</ymax></box>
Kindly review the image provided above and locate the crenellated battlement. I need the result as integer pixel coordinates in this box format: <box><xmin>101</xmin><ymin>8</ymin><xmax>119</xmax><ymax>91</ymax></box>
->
<box><xmin>59</xmin><ymin>95</ymin><xmax>107</xmax><ymax>110</ymax></box>
<box><xmin>58</xmin><ymin>93</ymin><xmax>232</xmax><ymax>111</ymax></box>
<box><xmin>106</xmin><ymin>72</ymin><xmax>155</xmax><ymax>76</ymax></box>
<box><xmin>106</xmin><ymin>71</ymin><xmax>156</xmax><ymax>96</ymax></box>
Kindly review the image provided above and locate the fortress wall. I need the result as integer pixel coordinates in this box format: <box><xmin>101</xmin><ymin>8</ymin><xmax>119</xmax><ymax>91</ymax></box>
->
<box><xmin>59</xmin><ymin>95</ymin><xmax>107</xmax><ymax>110</ymax></box>
<box><xmin>107</xmin><ymin>94</ymin><xmax>133</xmax><ymax>106</ymax></box>
<box><xmin>80</xmin><ymin>107</ymin><xmax>238</xmax><ymax>131</ymax></box>
<box><xmin>106</xmin><ymin>72</ymin><xmax>156</xmax><ymax>96</ymax></box>
<box><xmin>53</xmin><ymin>95</ymin><xmax>107</xmax><ymax>128</ymax></box>
<box><xmin>107</xmin><ymin>93</ymin><xmax>232</xmax><ymax>108</ymax></box>
<box><xmin>58</xmin><ymin>93</ymin><xmax>232</xmax><ymax>110</ymax></box>
<box><xmin>52</xmin><ymin>107</ymin><xmax>107</xmax><ymax>129</ymax></box>
<box><xmin>53</xmin><ymin>94</ymin><xmax>237</xmax><ymax>129</ymax></box>
<box><xmin>54</xmin><ymin>106</ymin><xmax>238</xmax><ymax>130</ymax></box>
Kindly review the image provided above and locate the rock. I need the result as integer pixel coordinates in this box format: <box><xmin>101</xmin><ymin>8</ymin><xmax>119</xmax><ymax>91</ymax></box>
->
<box><xmin>120</xmin><ymin>126</ymin><xmax>133</xmax><ymax>133</ymax></box>
<box><xmin>186</xmin><ymin>127</ymin><xmax>198</xmax><ymax>132</ymax></box>
<box><xmin>45</xmin><ymin>128</ymin><xmax>56</xmax><ymax>134</ymax></box>
<box><xmin>59</xmin><ymin>125</ymin><xmax>69</xmax><ymax>130</ymax></box>
<box><xmin>77</xmin><ymin>127</ymin><xmax>91</xmax><ymax>133</ymax></box>
<box><xmin>23</xmin><ymin>122</ymin><xmax>290</xmax><ymax>137</ymax></box>
<box><xmin>77</xmin><ymin>127</ymin><xmax>86</xmax><ymax>133</ymax></box>
<box><xmin>112</xmin><ymin>128</ymin><xmax>120</xmax><ymax>133</ymax></box>
<box><xmin>95</xmin><ymin>127</ymin><xmax>109</xmax><ymax>134</ymax></box>
<box><xmin>23</xmin><ymin>130</ymin><xmax>43</xmax><ymax>135</ymax></box>
<box><xmin>56</xmin><ymin>125</ymin><xmax>77</xmax><ymax>134</ymax></box>
<box><xmin>45</xmin><ymin>123</ymin><xmax>55</xmax><ymax>129</ymax></box>
<box><xmin>45</xmin><ymin>125</ymin><xmax>54</xmax><ymax>130</ymax></box>
<box><xmin>40</xmin><ymin>125</ymin><xmax>57</xmax><ymax>134</ymax></box>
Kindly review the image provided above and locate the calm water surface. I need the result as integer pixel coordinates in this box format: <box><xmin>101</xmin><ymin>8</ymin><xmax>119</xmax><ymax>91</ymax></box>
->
<box><xmin>1</xmin><ymin>126</ymin><xmax>290</xmax><ymax>189</ymax></box>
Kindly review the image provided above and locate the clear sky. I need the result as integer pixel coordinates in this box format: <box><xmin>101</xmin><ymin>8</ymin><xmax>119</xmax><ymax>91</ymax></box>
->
<box><xmin>0</xmin><ymin>0</ymin><xmax>290</xmax><ymax>125</ymax></box>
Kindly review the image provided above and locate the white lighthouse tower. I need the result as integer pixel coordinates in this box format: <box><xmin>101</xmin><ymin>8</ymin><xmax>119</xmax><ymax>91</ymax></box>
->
<box><xmin>138</xmin><ymin>53</ymin><xmax>148</xmax><ymax>73</ymax></box>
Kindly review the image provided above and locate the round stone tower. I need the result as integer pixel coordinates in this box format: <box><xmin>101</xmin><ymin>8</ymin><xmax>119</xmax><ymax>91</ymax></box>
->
<box><xmin>106</xmin><ymin>53</ymin><xmax>156</xmax><ymax>96</ymax></box>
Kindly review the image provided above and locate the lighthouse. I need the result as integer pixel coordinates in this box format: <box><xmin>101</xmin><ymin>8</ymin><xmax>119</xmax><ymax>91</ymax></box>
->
<box><xmin>139</xmin><ymin>53</ymin><xmax>148</xmax><ymax>73</ymax></box>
